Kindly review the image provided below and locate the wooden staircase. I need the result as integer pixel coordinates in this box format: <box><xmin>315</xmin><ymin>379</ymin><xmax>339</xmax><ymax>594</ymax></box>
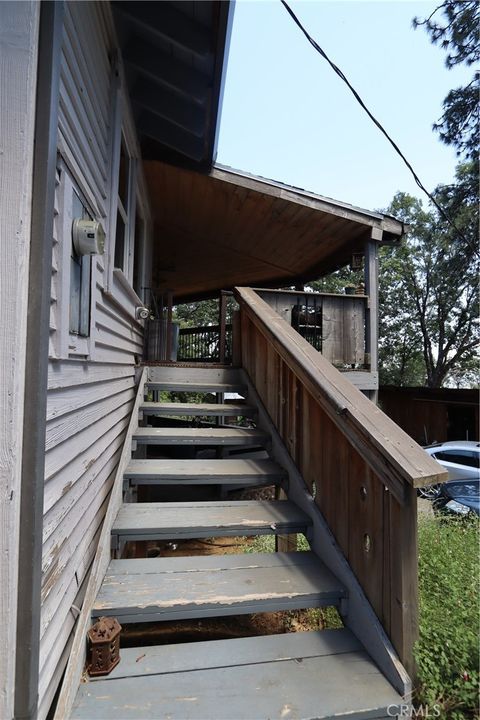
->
<box><xmin>70</xmin><ymin>366</ymin><xmax>404</xmax><ymax>720</ymax></box>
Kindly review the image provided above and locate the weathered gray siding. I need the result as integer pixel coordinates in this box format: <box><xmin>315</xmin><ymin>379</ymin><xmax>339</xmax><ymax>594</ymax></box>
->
<box><xmin>40</xmin><ymin>3</ymin><xmax>149</xmax><ymax>716</ymax></box>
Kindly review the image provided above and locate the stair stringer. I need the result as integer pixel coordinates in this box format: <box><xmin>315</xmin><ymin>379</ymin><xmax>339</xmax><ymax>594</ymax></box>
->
<box><xmin>53</xmin><ymin>367</ymin><xmax>148</xmax><ymax>720</ymax></box>
<box><xmin>241</xmin><ymin>369</ymin><xmax>412</xmax><ymax>699</ymax></box>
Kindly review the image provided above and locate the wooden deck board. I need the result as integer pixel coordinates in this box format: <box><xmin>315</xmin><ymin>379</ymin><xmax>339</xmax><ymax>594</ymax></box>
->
<box><xmin>71</xmin><ymin>630</ymin><xmax>401</xmax><ymax>719</ymax></box>
<box><xmin>93</xmin><ymin>551</ymin><xmax>345</xmax><ymax>623</ymax></box>
<box><xmin>112</xmin><ymin>499</ymin><xmax>311</xmax><ymax>540</ymax></box>
<box><xmin>140</xmin><ymin>401</ymin><xmax>255</xmax><ymax>417</ymax></box>
<box><xmin>132</xmin><ymin>427</ymin><xmax>268</xmax><ymax>446</ymax></box>
<box><xmin>123</xmin><ymin>458</ymin><xmax>286</xmax><ymax>485</ymax></box>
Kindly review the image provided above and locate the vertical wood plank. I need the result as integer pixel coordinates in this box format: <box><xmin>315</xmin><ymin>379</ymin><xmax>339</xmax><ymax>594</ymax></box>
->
<box><xmin>343</xmin><ymin>298</ymin><xmax>364</xmax><ymax>366</ymax></box>
<box><xmin>322</xmin><ymin>297</ymin><xmax>344</xmax><ymax>365</ymax></box>
<box><xmin>347</xmin><ymin>455</ymin><xmax>385</xmax><ymax>623</ymax></box>
<box><xmin>303</xmin><ymin>394</ymin><xmax>322</xmax><ymax>497</ymax></box>
<box><xmin>315</xmin><ymin>415</ymin><xmax>349</xmax><ymax>551</ymax></box>
<box><xmin>388</xmin><ymin>485</ymin><xmax>418</xmax><ymax>677</ymax></box>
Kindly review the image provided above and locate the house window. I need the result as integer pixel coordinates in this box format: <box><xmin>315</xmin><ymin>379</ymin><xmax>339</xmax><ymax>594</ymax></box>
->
<box><xmin>69</xmin><ymin>191</ymin><xmax>91</xmax><ymax>336</ymax></box>
<box><xmin>114</xmin><ymin>135</ymin><xmax>135</xmax><ymax>277</ymax></box>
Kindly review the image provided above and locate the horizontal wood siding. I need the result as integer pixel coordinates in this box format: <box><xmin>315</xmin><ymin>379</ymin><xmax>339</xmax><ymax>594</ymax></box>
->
<box><xmin>40</xmin><ymin>362</ymin><xmax>136</xmax><ymax>717</ymax></box>
<box><xmin>58</xmin><ymin>2</ymin><xmax>110</xmax><ymax>216</ymax></box>
<box><xmin>39</xmin><ymin>3</ymin><xmax>147</xmax><ymax>716</ymax></box>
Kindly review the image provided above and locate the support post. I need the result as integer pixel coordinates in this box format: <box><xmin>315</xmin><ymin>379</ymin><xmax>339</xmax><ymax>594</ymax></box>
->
<box><xmin>166</xmin><ymin>290</ymin><xmax>173</xmax><ymax>362</ymax></box>
<box><xmin>219</xmin><ymin>290</ymin><xmax>227</xmax><ymax>364</ymax></box>
<box><xmin>365</xmin><ymin>231</ymin><xmax>380</xmax><ymax>404</ymax></box>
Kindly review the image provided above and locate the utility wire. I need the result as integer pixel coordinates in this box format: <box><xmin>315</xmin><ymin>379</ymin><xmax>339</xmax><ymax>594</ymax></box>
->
<box><xmin>280</xmin><ymin>0</ymin><xmax>479</xmax><ymax>258</ymax></box>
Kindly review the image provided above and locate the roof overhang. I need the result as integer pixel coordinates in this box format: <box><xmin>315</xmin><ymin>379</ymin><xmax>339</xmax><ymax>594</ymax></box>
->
<box><xmin>143</xmin><ymin>161</ymin><xmax>405</xmax><ymax>303</ymax></box>
<box><xmin>112</xmin><ymin>0</ymin><xmax>234</xmax><ymax>171</ymax></box>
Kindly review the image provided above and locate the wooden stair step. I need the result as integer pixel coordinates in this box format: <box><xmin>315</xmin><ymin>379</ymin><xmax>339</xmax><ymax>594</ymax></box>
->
<box><xmin>123</xmin><ymin>459</ymin><xmax>286</xmax><ymax>485</ymax></box>
<box><xmin>146</xmin><ymin>381</ymin><xmax>247</xmax><ymax>394</ymax></box>
<box><xmin>93</xmin><ymin>551</ymin><xmax>345</xmax><ymax>623</ymax></box>
<box><xmin>112</xmin><ymin>499</ymin><xmax>311</xmax><ymax>541</ymax></box>
<box><xmin>71</xmin><ymin>630</ymin><xmax>402</xmax><ymax>719</ymax></box>
<box><xmin>140</xmin><ymin>401</ymin><xmax>255</xmax><ymax>417</ymax></box>
<box><xmin>132</xmin><ymin>427</ymin><xmax>268</xmax><ymax>446</ymax></box>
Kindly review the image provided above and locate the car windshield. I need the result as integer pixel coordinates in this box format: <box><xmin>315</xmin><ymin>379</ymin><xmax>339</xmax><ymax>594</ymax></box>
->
<box><xmin>433</xmin><ymin>450</ymin><xmax>480</xmax><ymax>468</ymax></box>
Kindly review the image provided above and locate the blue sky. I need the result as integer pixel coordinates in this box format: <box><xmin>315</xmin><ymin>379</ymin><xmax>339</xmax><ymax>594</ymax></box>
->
<box><xmin>216</xmin><ymin>0</ymin><xmax>472</xmax><ymax>212</ymax></box>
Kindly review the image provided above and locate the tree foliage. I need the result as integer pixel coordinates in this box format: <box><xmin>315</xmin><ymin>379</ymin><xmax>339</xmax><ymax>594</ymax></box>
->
<box><xmin>173</xmin><ymin>296</ymin><xmax>238</xmax><ymax>328</ymax></box>
<box><xmin>379</xmin><ymin>163</ymin><xmax>479</xmax><ymax>388</ymax></box>
<box><xmin>413</xmin><ymin>1</ymin><xmax>479</xmax><ymax>159</ymax></box>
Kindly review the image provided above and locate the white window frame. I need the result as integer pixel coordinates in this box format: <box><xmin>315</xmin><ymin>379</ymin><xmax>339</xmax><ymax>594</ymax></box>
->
<box><xmin>104</xmin><ymin>69</ymin><xmax>150</xmax><ymax>316</ymax></box>
<box><xmin>55</xmin><ymin>158</ymin><xmax>95</xmax><ymax>359</ymax></box>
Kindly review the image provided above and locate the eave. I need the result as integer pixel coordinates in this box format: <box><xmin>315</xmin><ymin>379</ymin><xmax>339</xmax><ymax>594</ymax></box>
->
<box><xmin>143</xmin><ymin>161</ymin><xmax>404</xmax><ymax>303</ymax></box>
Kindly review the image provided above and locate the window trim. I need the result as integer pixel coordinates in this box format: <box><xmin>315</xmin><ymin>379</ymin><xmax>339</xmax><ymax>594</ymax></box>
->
<box><xmin>54</xmin><ymin>158</ymin><xmax>95</xmax><ymax>360</ymax></box>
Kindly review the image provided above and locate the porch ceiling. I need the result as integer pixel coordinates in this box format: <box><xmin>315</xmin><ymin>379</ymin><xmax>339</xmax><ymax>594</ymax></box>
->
<box><xmin>112</xmin><ymin>1</ymin><xmax>233</xmax><ymax>170</ymax></box>
<box><xmin>143</xmin><ymin>161</ymin><xmax>405</xmax><ymax>303</ymax></box>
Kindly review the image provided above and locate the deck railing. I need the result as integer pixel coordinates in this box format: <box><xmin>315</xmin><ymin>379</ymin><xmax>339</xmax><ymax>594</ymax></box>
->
<box><xmin>255</xmin><ymin>288</ymin><xmax>368</xmax><ymax>369</ymax></box>
<box><xmin>234</xmin><ymin>287</ymin><xmax>447</xmax><ymax>675</ymax></box>
<box><xmin>177</xmin><ymin>324</ymin><xmax>233</xmax><ymax>363</ymax></box>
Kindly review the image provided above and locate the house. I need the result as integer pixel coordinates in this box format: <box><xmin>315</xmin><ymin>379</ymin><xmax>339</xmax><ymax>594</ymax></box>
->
<box><xmin>0</xmin><ymin>2</ymin><xmax>446</xmax><ymax>719</ymax></box>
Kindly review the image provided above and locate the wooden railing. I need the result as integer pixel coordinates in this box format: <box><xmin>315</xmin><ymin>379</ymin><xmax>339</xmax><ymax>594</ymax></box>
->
<box><xmin>255</xmin><ymin>288</ymin><xmax>368</xmax><ymax>368</ymax></box>
<box><xmin>177</xmin><ymin>324</ymin><xmax>232</xmax><ymax>363</ymax></box>
<box><xmin>235</xmin><ymin>287</ymin><xmax>447</xmax><ymax>675</ymax></box>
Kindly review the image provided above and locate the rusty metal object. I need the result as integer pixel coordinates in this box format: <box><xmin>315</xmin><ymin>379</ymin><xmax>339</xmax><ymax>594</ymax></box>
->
<box><xmin>87</xmin><ymin>616</ymin><xmax>122</xmax><ymax>677</ymax></box>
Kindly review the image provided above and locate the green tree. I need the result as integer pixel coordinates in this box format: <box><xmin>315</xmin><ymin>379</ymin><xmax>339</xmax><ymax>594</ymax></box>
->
<box><xmin>307</xmin><ymin>266</ymin><xmax>364</xmax><ymax>295</ymax></box>
<box><xmin>379</xmin><ymin>167</ymin><xmax>479</xmax><ymax>388</ymax></box>
<box><xmin>413</xmin><ymin>1</ymin><xmax>479</xmax><ymax>159</ymax></box>
<box><xmin>173</xmin><ymin>299</ymin><xmax>221</xmax><ymax>328</ymax></box>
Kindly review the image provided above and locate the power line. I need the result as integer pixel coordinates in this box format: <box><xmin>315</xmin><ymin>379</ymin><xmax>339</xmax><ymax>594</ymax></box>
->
<box><xmin>280</xmin><ymin>0</ymin><xmax>479</xmax><ymax>259</ymax></box>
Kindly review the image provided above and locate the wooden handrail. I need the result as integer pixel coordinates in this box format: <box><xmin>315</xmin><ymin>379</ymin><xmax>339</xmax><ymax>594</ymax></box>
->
<box><xmin>235</xmin><ymin>287</ymin><xmax>449</xmax><ymax>673</ymax></box>
<box><xmin>235</xmin><ymin>287</ymin><xmax>447</xmax><ymax>502</ymax></box>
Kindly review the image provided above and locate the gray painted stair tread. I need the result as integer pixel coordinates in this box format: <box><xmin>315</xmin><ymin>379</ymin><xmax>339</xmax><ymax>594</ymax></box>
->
<box><xmin>71</xmin><ymin>631</ymin><xmax>402</xmax><ymax>719</ymax></box>
<box><xmin>132</xmin><ymin>427</ymin><xmax>268</xmax><ymax>445</ymax></box>
<box><xmin>86</xmin><ymin>629</ymin><xmax>361</xmax><ymax>680</ymax></box>
<box><xmin>93</xmin><ymin>551</ymin><xmax>345</xmax><ymax>622</ymax></box>
<box><xmin>140</xmin><ymin>401</ymin><xmax>255</xmax><ymax>416</ymax></box>
<box><xmin>104</xmin><ymin>550</ymin><xmax>321</xmax><ymax>574</ymax></box>
<box><xmin>112</xmin><ymin>499</ymin><xmax>311</xmax><ymax>539</ymax></box>
<box><xmin>124</xmin><ymin>458</ymin><xmax>286</xmax><ymax>484</ymax></box>
<box><xmin>146</xmin><ymin>381</ymin><xmax>247</xmax><ymax>394</ymax></box>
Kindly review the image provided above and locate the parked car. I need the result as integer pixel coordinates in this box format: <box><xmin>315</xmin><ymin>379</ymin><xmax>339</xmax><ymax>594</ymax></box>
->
<box><xmin>418</xmin><ymin>441</ymin><xmax>480</xmax><ymax>513</ymax></box>
<box><xmin>433</xmin><ymin>477</ymin><xmax>480</xmax><ymax>516</ymax></box>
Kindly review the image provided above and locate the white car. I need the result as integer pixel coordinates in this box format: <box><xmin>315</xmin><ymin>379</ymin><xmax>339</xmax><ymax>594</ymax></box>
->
<box><xmin>420</xmin><ymin>441</ymin><xmax>480</xmax><ymax>499</ymax></box>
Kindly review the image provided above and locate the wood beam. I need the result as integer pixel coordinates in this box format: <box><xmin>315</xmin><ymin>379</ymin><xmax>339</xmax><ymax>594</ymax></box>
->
<box><xmin>113</xmin><ymin>1</ymin><xmax>212</xmax><ymax>58</ymax></box>
<box><xmin>124</xmin><ymin>38</ymin><xmax>210</xmax><ymax>104</ymax></box>
<box><xmin>132</xmin><ymin>77</ymin><xmax>206</xmax><ymax>137</ymax></box>
<box><xmin>364</xmin><ymin>237</ymin><xmax>379</xmax><ymax>402</ymax></box>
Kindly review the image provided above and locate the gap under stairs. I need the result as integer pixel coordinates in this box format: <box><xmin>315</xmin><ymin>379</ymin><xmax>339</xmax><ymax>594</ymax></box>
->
<box><xmin>70</xmin><ymin>365</ymin><xmax>403</xmax><ymax>720</ymax></box>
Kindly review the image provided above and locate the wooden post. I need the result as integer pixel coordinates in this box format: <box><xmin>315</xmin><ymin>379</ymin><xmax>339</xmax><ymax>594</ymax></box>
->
<box><xmin>365</xmin><ymin>232</ymin><xmax>380</xmax><ymax>403</ymax></box>
<box><xmin>219</xmin><ymin>291</ymin><xmax>227</xmax><ymax>364</ymax></box>
<box><xmin>232</xmin><ymin>310</ymin><xmax>242</xmax><ymax>367</ymax></box>
<box><xmin>166</xmin><ymin>290</ymin><xmax>173</xmax><ymax>362</ymax></box>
